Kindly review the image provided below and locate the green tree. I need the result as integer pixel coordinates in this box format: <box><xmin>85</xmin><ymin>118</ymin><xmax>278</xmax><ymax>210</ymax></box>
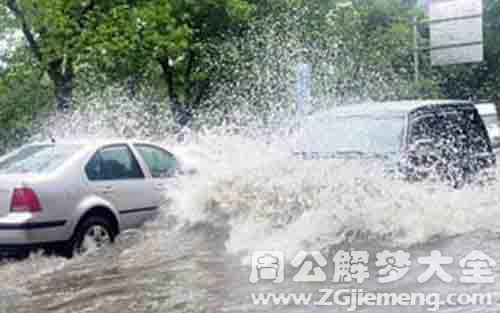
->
<box><xmin>81</xmin><ymin>0</ymin><xmax>255</xmax><ymax>125</ymax></box>
<box><xmin>0</xmin><ymin>0</ymin><xmax>109</xmax><ymax>110</ymax></box>
<box><xmin>0</xmin><ymin>47</ymin><xmax>52</xmax><ymax>149</ymax></box>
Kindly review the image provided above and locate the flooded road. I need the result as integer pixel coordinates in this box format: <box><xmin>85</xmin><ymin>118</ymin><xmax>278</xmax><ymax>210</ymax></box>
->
<box><xmin>2</xmin><ymin>135</ymin><xmax>500</xmax><ymax>313</ymax></box>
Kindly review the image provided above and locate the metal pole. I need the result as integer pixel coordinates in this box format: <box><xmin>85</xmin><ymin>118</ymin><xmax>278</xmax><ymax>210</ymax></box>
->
<box><xmin>413</xmin><ymin>16</ymin><xmax>420</xmax><ymax>83</ymax></box>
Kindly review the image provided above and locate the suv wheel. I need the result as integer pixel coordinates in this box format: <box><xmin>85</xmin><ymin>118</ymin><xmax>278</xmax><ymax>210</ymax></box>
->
<box><xmin>67</xmin><ymin>216</ymin><xmax>116</xmax><ymax>257</ymax></box>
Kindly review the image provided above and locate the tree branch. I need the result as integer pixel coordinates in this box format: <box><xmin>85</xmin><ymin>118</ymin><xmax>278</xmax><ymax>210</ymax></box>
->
<box><xmin>184</xmin><ymin>49</ymin><xmax>195</xmax><ymax>102</ymax></box>
<box><xmin>75</xmin><ymin>0</ymin><xmax>96</xmax><ymax>28</ymax></box>
<box><xmin>5</xmin><ymin>0</ymin><xmax>42</xmax><ymax>62</ymax></box>
<box><xmin>79</xmin><ymin>0</ymin><xmax>96</xmax><ymax>17</ymax></box>
<box><xmin>159</xmin><ymin>58</ymin><xmax>179</xmax><ymax>106</ymax></box>
<box><xmin>159</xmin><ymin>58</ymin><xmax>194</xmax><ymax>126</ymax></box>
<box><xmin>194</xmin><ymin>79</ymin><xmax>210</xmax><ymax>108</ymax></box>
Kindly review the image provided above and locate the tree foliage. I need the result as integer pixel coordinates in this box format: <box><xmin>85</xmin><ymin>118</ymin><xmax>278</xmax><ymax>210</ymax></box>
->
<box><xmin>75</xmin><ymin>0</ymin><xmax>255</xmax><ymax>124</ymax></box>
<box><xmin>0</xmin><ymin>0</ymin><xmax>499</xmax><ymax>136</ymax></box>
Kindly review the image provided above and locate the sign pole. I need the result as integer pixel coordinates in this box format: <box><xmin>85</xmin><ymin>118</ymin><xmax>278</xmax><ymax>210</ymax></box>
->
<box><xmin>296</xmin><ymin>62</ymin><xmax>311</xmax><ymax>117</ymax></box>
<box><xmin>413</xmin><ymin>16</ymin><xmax>420</xmax><ymax>84</ymax></box>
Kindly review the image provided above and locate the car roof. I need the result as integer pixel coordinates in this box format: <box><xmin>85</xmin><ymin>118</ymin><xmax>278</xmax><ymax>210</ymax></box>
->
<box><xmin>318</xmin><ymin>99</ymin><xmax>474</xmax><ymax>118</ymax></box>
<box><xmin>475</xmin><ymin>102</ymin><xmax>498</xmax><ymax>116</ymax></box>
<box><xmin>27</xmin><ymin>139</ymin><xmax>163</xmax><ymax>150</ymax></box>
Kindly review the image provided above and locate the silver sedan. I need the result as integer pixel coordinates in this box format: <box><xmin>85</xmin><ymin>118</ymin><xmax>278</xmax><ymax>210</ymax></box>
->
<box><xmin>0</xmin><ymin>140</ymin><xmax>180</xmax><ymax>257</ymax></box>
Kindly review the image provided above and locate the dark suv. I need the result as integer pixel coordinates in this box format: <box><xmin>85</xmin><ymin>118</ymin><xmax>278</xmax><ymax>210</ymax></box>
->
<box><xmin>293</xmin><ymin>100</ymin><xmax>496</xmax><ymax>187</ymax></box>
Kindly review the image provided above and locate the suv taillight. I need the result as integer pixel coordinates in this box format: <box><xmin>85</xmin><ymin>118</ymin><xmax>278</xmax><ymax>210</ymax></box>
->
<box><xmin>10</xmin><ymin>187</ymin><xmax>42</xmax><ymax>213</ymax></box>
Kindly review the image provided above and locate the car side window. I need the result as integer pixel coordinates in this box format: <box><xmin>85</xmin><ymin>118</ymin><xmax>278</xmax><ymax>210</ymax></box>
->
<box><xmin>134</xmin><ymin>144</ymin><xmax>178</xmax><ymax>178</ymax></box>
<box><xmin>85</xmin><ymin>145</ymin><xmax>145</xmax><ymax>181</ymax></box>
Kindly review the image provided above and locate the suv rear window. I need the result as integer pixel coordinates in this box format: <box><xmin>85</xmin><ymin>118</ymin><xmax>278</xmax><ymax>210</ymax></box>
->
<box><xmin>409</xmin><ymin>109</ymin><xmax>491</xmax><ymax>153</ymax></box>
<box><xmin>0</xmin><ymin>144</ymin><xmax>83</xmax><ymax>175</ymax></box>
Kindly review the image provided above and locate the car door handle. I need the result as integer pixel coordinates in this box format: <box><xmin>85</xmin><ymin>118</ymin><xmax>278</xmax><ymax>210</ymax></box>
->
<box><xmin>155</xmin><ymin>183</ymin><xmax>166</xmax><ymax>190</ymax></box>
<box><xmin>100</xmin><ymin>185</ymin><xmax>115</xmax><ymax>193</ymax></box>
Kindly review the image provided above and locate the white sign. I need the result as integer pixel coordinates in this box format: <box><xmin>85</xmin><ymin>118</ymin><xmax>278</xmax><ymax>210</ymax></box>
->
<box><xmin>430</xmin><ymin>0</ymin><xmax>482</xmax><ymax>20</ymax></box>
<box><xmin>429</xmin><ymin>0</ymin><xmax>483</xmax><ymax>66</ymax></box>
<box><xmin>431</xmin><ymin>42</ymin><xmax>483</xmax><ymax>66</ymax></box>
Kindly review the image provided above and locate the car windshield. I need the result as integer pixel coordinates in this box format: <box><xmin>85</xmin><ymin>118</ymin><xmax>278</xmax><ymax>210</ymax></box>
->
<box><xmin>0</xmin><ymin>144</ymin><xmax>83</xmax><ymax>175</ymax></box>
<box><xmin>297</xmin><ymin>114</ymin><xmax>405</xmax><ymax>155</ymax></box>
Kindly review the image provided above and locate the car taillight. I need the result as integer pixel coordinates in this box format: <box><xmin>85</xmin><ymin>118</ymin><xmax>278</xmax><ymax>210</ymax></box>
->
<box><xmin>10</xmin><ymin>187</ymin><xmax>42</xmax><ymax>213</ymax></box>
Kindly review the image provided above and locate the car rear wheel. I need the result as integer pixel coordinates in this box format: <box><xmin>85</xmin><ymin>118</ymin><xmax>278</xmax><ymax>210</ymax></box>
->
<box><xmin>67</xmin><ymin>216</ymin><xmax>116</xmax><ymax>257</ymax></box>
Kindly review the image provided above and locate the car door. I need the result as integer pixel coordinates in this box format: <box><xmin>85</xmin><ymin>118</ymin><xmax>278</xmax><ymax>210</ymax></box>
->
<box><xmin>133</xmin><ymin>144</ymin><xmax>178</xmax><ymax>207</ymax></box>
<box><xmin>85</xmin><ymin>144</ymin><xmax>159</xmax><ymax>230</ymax></box>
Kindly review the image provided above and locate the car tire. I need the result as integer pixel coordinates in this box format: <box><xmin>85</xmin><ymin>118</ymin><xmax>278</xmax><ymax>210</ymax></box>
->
<box><xmin>63</xmin><ymin>216</ymin><xmax>117</xmax><ymax>258</ymax></box>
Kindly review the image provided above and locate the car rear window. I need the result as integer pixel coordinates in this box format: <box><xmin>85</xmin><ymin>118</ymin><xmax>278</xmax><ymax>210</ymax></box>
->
<box><xmin>0</xmin><ymin>144</ymin><xmax>83</xmax><ymax>175</ymax></box>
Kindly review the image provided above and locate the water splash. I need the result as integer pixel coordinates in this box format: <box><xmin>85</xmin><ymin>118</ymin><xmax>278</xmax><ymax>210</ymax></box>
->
<box><xmin>165</xmin><ymin>136</ymin><xmax>500</xmax><ymax>260</ymax></box>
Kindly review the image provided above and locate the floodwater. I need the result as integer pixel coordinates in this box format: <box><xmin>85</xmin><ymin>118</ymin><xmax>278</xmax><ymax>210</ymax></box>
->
<box><xmin>2</xmin><ymin>132</ymin><xmax>500</xmax><ymax>313</ymax></box>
